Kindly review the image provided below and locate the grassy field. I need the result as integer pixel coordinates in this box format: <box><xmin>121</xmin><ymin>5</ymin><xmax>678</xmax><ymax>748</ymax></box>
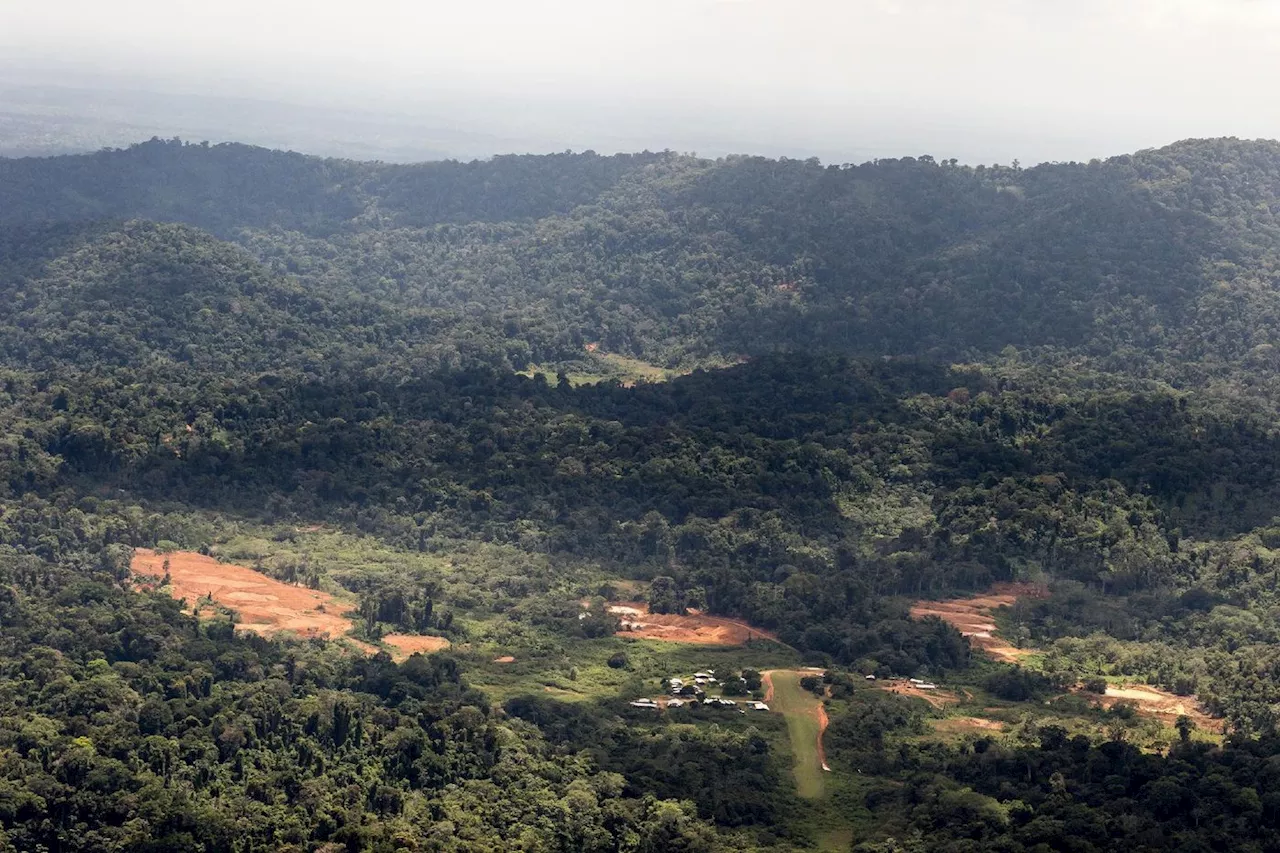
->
<box><xmin>463</xmin><ymin>636</ymin><xmax>800</xmax><ymax>704</ymax></box>
<box><xmin>517</xmin><ymin>347</ymin><xmax>741</xmax><ymax>388</ymax></box>
<box><xmin>766</xmin><ymin>670</ymin><xmax>827</xmax><ymax>800</ymax></box>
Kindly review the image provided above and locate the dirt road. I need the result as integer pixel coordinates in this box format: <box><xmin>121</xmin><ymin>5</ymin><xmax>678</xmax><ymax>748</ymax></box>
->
<box><xmin>910</xmin><ymin>582</ymin><xmax>1045</xmax><ymax>662</ymax></box>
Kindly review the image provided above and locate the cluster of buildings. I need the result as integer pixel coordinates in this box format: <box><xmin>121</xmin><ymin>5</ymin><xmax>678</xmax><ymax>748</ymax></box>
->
<box><xmin>627</xmin><ymin>669</ymin><xmax>770</xmax><ymax>712</ymax></box>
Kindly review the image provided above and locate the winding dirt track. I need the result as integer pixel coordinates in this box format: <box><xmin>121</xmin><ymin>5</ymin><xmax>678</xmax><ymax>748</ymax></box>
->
<box><xmin>910</xmin><ymin>583</ymin><xmax>1046</xmax><ymax>662</ymax></box>
<box><xmin>911</xmin><ymin>584</ymin><xmax>1222</xmax><ymax>731</ymax></box>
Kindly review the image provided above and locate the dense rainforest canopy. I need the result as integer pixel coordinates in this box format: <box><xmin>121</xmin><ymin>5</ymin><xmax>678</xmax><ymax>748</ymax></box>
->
<box><xmin>5</xmin><ymin>137</ymin><xmax>1280</xmax><ymax>850</ymax></box>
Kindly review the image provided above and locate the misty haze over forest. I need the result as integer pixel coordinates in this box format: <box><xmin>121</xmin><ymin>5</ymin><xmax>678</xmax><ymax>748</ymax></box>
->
<box><xmin>6</xmin><ymin>0</ymin><xmax>1280</xmax><ymax>164</ymax></box>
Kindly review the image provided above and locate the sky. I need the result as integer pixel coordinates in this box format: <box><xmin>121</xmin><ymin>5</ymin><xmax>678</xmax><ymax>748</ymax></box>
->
<box><xmin>3</xmin><ymin>0</ymin><xmax>1280</xmax><ymax>163</ymax></box>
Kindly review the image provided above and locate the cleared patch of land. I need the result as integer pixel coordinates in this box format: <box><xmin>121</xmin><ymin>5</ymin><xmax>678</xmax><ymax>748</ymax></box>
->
<box><xmin>910</xmin><ymin>582</ymin><xmax>1046</xmax><ymax>662</ymax></box>
<box><xmin>133</xmin><ymin>549</ymin><xmax>450</xmax><ymax>657</ymax></box>
<box><xmin>929</xmin><ymin>716</ymin><xmax>1005</xmax><ymax>735</ymax></box>
<box><xmin>133</xmin><ymin>548</ymin><xmax>359</xmax><ymax>639</ymax></box>
<box><xmin>1084</xmin><ymin>683</ymin><xmax>1219</xmax><ymax>731</ymax></box>
<box><xmin>382</xmin><ymin>633</ymin><xmax>452</xmax><ymax>660</ymax></box>
<box><xmin>763</xmin><ymin>670</ymin><xmax>829</xmax><ymax>799</ymax></box>
<box><xmin>610</xmin><ymin>602</ymin><xmax>779</xmax><ymax>646</ymax></box>
<box><xmin>873</xmin><ymin>679</ymin><xmax>961</xmax><ymax>709</ymax></box>
<box><xmin>492</xmin><ymin>655</ymin><xmax>516</xmax><ymax>664</ymax></box>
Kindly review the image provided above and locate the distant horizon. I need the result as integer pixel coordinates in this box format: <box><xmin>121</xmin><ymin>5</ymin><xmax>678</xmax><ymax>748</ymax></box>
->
<box><xmin>2</xmin><ymin>115</ymin><xmax>1274</xmax><ymax>172</ymax></box>
<box><xmin>9</xmin><ymin>1</ymin><xmax>1280</xmax><ymax>168</ymax></box>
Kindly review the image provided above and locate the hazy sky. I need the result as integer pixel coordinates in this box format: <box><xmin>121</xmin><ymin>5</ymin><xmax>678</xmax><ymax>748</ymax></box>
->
<box><xmin>4</xmin><ymin>0</ymin><xmax>1280</xmax><ymax>163</ymax></box>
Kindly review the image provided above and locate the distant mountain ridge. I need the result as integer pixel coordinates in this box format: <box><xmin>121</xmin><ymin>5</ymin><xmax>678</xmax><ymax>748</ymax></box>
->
<box><xmin>5</xmin><ymin>137</ymin><xmax>1280</xmax><ymax>406</ymax></box>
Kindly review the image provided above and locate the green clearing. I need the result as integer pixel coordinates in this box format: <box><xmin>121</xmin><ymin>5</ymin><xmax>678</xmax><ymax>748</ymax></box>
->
<box><xmin>199</xmin><ymin>523</ymin><xmax>806</xmax><ymax>703</ymax></box>
<box><xmin>165</xmin><ymin>520</ymin><xmax>872</xmax><ymax>848</ymax></box>
<box><xmin>766</xmin><ymin>670</ymin><xmax>863</xmax><ymax>851</ymax></box>
<box><xmin>461</xmin><ymin>636</ymin><xmax>799</xmax><ymax>704</ymax></box>
<box><xmin>767</xmin><ymin>670</ymin><xmax>827</xmax><ymax>799</ymax></box>
<box><xmin>519</xmin><ymin>349</ymin><xmax>721</xmax><ymax>387</ymax></box>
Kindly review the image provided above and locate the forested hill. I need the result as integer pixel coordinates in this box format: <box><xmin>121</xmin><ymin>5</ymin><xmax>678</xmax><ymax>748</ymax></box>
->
<box><xmin>5</xmin><ymin>136</ymin><xmax>1280</xmax><ymax>397</ymax></box>
<box><xmin>14</xmin><ymin>136</ymin><xmax>1280</xmax><ymax>851</ymax></box>
<box><xmin>0</xmin><ymin>141</ymin><xmax>666</xmax><ymax>234</ymax></box>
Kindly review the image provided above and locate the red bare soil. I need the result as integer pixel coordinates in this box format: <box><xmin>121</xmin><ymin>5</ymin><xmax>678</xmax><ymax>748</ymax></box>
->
<box><xmin>910</xmin><ymin>582</ymin><xmax>1047</xmax><ymax>663</ymax></box>
<box><xmin>492</xmin><ymin>655</ymin><xmax>516</xmax><ymax>664</ymax></box>
<box><xmin>815</xmin><ymin>702</ymin><xmax>829</xmax><ymax>768</ymax></box>
<box><xmin>382</xmin><ymin>633</ymin><xmax>452</xmax><ymax>661</ymax></box>
<box><xmin>132</xmin><ymin>548</ymin><xmax>356</xmax><ymax>640</ymax></box>
<box><xmin>609</xmin><ymin>602</ymin><xmax>778</xmax><ymax>645</ymax></box>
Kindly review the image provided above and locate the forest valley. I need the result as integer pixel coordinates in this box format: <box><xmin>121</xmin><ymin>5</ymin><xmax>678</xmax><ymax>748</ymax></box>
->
<box><xmin>5</xmin><ymin>137</ymin><xmax>1280</xmax><ymax>850</ymax></box>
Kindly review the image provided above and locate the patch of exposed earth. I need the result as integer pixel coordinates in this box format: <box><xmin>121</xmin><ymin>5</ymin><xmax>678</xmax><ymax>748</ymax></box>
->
<box><xmin>909</xmin><ymin>582</ymin><xmax>1047</xmax><ymax>663</ymax></box>
<box><xmin>609</xmin><ymin>602</ymin><xmax>778</xmax><ymax>645</ymax></box>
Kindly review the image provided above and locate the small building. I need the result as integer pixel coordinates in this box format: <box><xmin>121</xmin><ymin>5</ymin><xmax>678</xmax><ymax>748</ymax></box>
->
<box><xmin>748</xmin><ymin>701</ymin><xmax>770</xmax><ymax>711</ymax></box>
<box><xmin>667</xmin><ymin>698</ymin><xmax>686</xmax><ymax>708</ymax></box>
<box><xmin>865</xmin><ymin>675</ymin><xmax>877</xmax><ymax>681</ymax></box>
<box><xmin>629</xmin><ymin>699</ymin><xmax>659</xmax><ymax>709</ymax></box>
<box><xmin>909</xmin><ymin>678</ymin><xmax>924</xmax><ymax>685</ymax></box>
<box><xmin>918</xmin><ymin>683</ymin><xmax>938</xmax><ymax>690</ymax></box>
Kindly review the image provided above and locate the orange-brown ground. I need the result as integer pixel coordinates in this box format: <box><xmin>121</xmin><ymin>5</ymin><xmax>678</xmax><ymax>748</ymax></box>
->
<box><xmin>874</xmin><ymin>679</ymin><xmax>962</xmax><ymax>709</ymax></box>
<box><xmin>1081</xmin><ymin>683</ymin><xmax>1220</xmax><ymax>731</ymax></box>
<box><xmin>609</xmin><ymin>602</ymin><xmax>779</xmax><ymax>645</ymax></box>
<box><xmin>816</xmin><ymin>703</ymin><xmax>829</xmax><ymax>769</ymax></box>
<box><xmin>382</xmin><ymin>633</ymin><xmax>452</xmax><ymax>661</ymax></box>
<box><xmin>132</xmin><ymin>548</ymin><xmax>356</xmax><ymax>640</ymax></box>
<box><xmin>910</xmin><ymin>582</ymin><xmax>1047</xmax><ymax>663</ymax></box>
<box><xmin>134</xmin><ymin>550</ymin><xmax>450</xmax><ymax>660</ymax></box>
<box><xmin>492</xmin><ymin>655</ymin><xmax>516</xmax><ymax>664</ymax></box>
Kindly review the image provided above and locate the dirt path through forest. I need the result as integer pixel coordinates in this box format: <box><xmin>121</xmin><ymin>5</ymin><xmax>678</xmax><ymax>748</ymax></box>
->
<box><xmin>910</xmin><ymin>583</ymin><xmax>1222</xmax><ymax>731</ymax></box>
<box><xmin>909</xmin><ymin>582</ymin><xmax>1046</xmax><ymax>662</ymax></box>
